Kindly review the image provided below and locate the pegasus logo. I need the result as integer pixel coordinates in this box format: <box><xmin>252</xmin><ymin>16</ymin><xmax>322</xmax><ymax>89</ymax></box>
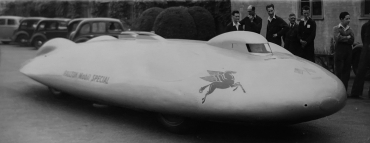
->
<box><xmin>199</xmin><ymin>70</ymin><xmax>246</xmax><ymax>104</ymax></box>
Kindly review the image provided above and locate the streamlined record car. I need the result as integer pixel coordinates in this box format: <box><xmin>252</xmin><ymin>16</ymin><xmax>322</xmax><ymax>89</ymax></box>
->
<box><xmin>20</xmin><ymin>31</ymin><xmax>346</xmax><ymax>132</ymax></box>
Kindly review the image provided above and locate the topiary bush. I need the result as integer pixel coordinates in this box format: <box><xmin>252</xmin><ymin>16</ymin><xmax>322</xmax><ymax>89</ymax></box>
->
<box><xmin>132</xmin><ymin>7</ymin><xmax>164</xmax><ymax>31</ymax></box>
<box><xmin>153</xmin><ymin>7</ymin><xmax>196</xmax><ymax>39</ymax></box>
<box><xmin>188</xmin><ymin>6</ymin><xmax>216</xmax><ymax>41</ymax></box>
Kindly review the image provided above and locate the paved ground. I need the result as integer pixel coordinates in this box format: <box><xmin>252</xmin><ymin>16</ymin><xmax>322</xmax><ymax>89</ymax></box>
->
<box><xmin>0</xmin><ymin>44</ymin><xmax>369</xmax><ymax>143</ymax></box>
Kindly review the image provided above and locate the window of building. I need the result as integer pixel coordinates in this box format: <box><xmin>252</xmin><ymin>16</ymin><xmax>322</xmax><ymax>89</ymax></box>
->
<box><xmin>362</xmin><ymin>0</ymin><xmax>370</xmax><ymax>18</ymax></box>
<box><xmin>299</xmin><ymin>0</ymin><xmax>323</xmax><ymax>20</ymax></box>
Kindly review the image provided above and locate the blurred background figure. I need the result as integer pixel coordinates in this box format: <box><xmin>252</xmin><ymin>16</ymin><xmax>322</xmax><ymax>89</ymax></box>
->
<box><xmin>265</xmin><ymin>4</ymin><xmax>288</xmax><ymax>46</ymax></box>
<box><xmin>240</xmin><ymin>5</ymin><xmax>262</xmax><ymax>34</ymax></box>
<box><xmin>298</xmin><ymin>6</ymin><xmax>316</xmax><ymax>62</ymax></box>
<box><xmin>333</xmin><ymin>12</ymin><xmax>354</xmax><ymax>91</ymax></box>
<box><xmin>351</xmin><ymin>19</ymin><xmax>370</xmax><ymax>98</ymax></box>
<box><xmin>284</xmin><ymin>13</ymin><xmax>302</xmax><ymax>57</ymax></box>
<box><xmin>225</xmin><ymin>10</ymin><xmax>244</xmax><ymax>32</ymax></box>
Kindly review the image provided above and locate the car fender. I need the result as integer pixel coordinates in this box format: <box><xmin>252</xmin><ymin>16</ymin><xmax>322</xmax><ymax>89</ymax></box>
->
<box><xmin>30</xmin><ymin>33</ymin><xmax>47</xmax><ymax>44</ymax></box>
<box><xmin>12</xmin><ymin>31</ymin><xmax>29</xmax><ymax>41</ymax></box>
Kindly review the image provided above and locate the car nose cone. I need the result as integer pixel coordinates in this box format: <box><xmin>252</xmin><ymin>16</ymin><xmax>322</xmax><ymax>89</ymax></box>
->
<box><xmin>320</xmin><ymin>94</ymin><xmax>346</xmax><ymax>114</ymax></box>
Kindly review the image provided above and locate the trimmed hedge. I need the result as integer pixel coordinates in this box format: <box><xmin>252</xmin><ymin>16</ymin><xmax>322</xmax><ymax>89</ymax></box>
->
<box><xmin>153</xmin><ymin>7</ymin><xmax>197</xmax><ymax>40</ymax></box>
<box><xmin>132</xmin><ymin>7</ymin><xmax>164</xmax><ymax>31</ymax></box>
<box><xmin>188</xmin><ymin>6</ymin><xmax>216</xmax><ymax>41</ymax></box>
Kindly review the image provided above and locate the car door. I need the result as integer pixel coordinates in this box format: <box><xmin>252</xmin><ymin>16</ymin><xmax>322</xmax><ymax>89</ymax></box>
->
<box><xmin>0</xmin><ymin>18</ymin><xmax>7</xmax><ymax>39</ymax></box>
<box><xmin>107</xmin><ymin>21</ymin><xmax>124</xmax><ymax>37</ymax></box>
<box><xmin>45</xmin><ymin>21</ymin><xmax>69</xmax><ymax>39</ymax></box>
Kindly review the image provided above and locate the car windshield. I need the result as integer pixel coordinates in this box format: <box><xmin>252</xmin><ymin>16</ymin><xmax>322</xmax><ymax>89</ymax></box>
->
<box><xmin>19</xmin><ymin>20</ymin><xmax>39</xmax><ymax>30</ymax></box>
<box><xmin>230</xmin><ymin>43</ymin><xmax>272</xmax><ymax>55</ymax></box>
<box><xmin>246</xmin><ymin>44</ymin><xmax>271</xmax><ymax>53</ymax></box>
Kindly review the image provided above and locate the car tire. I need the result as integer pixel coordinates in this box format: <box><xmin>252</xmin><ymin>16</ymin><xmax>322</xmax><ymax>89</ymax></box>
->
<box><xmin>1</xmin><ymin>41</ymin><xmax>10</xmax><ymax>44</ymax></box>
<box><xmin>157</xmin><ymin>113</ymin><xmax>197</xmax><ymax>134</ymax></box>
<box><xmin>17</xmin><ymin>34</ymin><xmax>29</xmax><ymax>46</ymax></box>
<box><xmin>33</xmin><ymin>37</ymin><xmax>45</xmax><ymax>50</ymax></box>
<box><xmin>49</xmin><ymin>87</ymin><xmax>63</xmax><ymax>97</ymax></box>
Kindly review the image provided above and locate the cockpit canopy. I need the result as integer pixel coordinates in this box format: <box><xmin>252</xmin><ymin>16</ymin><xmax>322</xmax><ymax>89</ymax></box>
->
<box><xmin>207</xmin><ymin>31</ymin><xmax>272</xmax><ymax>55</ymax></box>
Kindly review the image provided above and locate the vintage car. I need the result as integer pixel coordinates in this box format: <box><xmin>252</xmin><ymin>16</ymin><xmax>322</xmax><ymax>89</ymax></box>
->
<box><xmin>68</xmin><ymin>18</ymin><xmax>124</xmax><ymax>43</ymax></box>
<box><xmin>12</xmin><ymin>17</ymin><xmax>46</xmax><ymax>46</ymax></box>
<box><xmin>0</xmin><ymin>16</ymin><xmax>23</xmax><ymax>44</ymax></box>
<box><xmin>67</xmin><ymin>18</ymin><xmax>86</xmax><ymax>36</ymax></box>
<box><xmin>29</xmin><ymin>18</ymin><xmax>70</xmax><ymax>49</ymax></box>
<box><xmin>21</xmin><ymin>31</ymin><xmax>346</xmax><ymax>133</ymax></box>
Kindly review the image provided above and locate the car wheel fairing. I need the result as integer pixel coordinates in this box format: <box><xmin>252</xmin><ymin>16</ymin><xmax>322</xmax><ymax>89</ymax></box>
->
<box><xmin>33</xmin><ymin>37</ymin><xmax>46</xmax><ymax>50</ymax></box>
<box><xmin>157</xmin><ymin>113</ymin><xmax>196</xmax><ymax>133</ymax></box>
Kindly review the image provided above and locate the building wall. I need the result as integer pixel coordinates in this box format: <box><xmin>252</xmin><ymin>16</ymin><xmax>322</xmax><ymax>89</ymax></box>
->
<box><xmin>231</xmin><ymin>0</ymin><xmax>369</xmax><ymax>55</ymax></box>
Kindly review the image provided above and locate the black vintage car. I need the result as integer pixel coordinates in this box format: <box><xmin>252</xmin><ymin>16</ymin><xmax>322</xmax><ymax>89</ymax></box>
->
<box><xmin>69</xmin><ymin>18</ymin><xmax>124</xmax><ymax>43</ymax></box>
<box><xmin>29</xmin><ymin>18</ymin><xmax>71</xmax><ymax>49</ymax></box>
<box><xmin>12</xmin><ymin>17</ymin><xmax>45</xmax><ymax>46</ymax></box>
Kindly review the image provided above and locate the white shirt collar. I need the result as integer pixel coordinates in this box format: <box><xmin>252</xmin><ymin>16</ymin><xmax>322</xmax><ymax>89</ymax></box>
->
<box><xmin>233</xmin><ymin>21</ymin><xmax>240</xmax><ymax>26</ymax></box>
<box><xmin>233</xmin><ymin>21</ymin><xmax>240</xmax><ymax>30</ymax></box>
<box><xmin>301</xmin><ymin>17</ymin><xmax>311</xmax><ymax>25</ymax></box>
<box><xmin>339</xmin><ymin>23</ymin><xmax>350</xmax><ymax>31</ymax></box>
<box><xmin>267</xmin><ymin>14</ymin><xmax>276</xmax><ymax>22</ymax></box>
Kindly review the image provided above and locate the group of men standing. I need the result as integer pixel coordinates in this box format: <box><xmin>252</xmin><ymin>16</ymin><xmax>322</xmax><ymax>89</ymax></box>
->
<box><xmin>226</xmin><ymin>4</ymin><xmax>370</xmax><ymax>98</ymax></box>
<box><xmin>226</xmin><ymin>4</ymin><xmax>316</xmax><ymax>62</ymax></box>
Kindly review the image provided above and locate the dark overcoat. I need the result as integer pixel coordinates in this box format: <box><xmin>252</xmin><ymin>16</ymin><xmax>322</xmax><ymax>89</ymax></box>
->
<box><xmin>225</xmin><ymin>22</ymin><xmax>244</xmax><ymax>33</ymax></box>
<box><xmin>298</xmin><ymin>18</ymin><xmax>316</xmax><ymax>62</ymax></box>
<box><xmin>266</xmin><ymin>15</ymin><xmax>288</xmax><ymax>46</ymax></box>
<box><xmin>240</xmin><ymin>15</ymin><xmax>262</xmax><ymax>34</ymax></box>
<box><xmin>284</xmin><ymin>22</ymin><xmax>302</xmax><ymax>56</ymax></box>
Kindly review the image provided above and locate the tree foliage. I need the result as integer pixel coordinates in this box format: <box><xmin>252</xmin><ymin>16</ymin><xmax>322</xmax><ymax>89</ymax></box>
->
<box><xmin>188</xmin><ymin>6</ymin><xmax>216</xmax><ymax>40</ymax></box>
<box><xmin>0</xmin><ymin>0</ymin><xmax>231</xmax><ymax>34</ymax></box>
<box><xmin>131</xmin><ymin>7</ymin><xmax>164</xmax><ymax>31</ymax></box>
<box><xmin>153</xmin><ymin>7</ymin><xmax>196</xmax><ymax>39</ymax></box>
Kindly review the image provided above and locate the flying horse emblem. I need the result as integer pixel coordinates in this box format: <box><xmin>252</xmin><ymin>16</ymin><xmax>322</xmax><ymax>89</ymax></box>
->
<box><xmin>199</xmin><ymin>70</ymin><xmax>246</xmax><ymax>104</ymax></box>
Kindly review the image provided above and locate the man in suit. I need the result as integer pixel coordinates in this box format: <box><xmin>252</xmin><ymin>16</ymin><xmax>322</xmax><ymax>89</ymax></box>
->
<box><xmin>351</xmin><ymin>19</ymin><xmax>370</xmax><ymax>98</ymax></box>
<box><xmin>333</xmin><ymin>12</ymin><xmax>354</xmax><ymax>91</ymax></box>
<box><xmin>265</xmin><ymin>4</ymin><xmax>289</xmax><ymax>46</ymax></box>
<box><xmin>225</xmin><ymin>10</ymin><xmax>244</xmax><ymax>32</ymax></box>
<box><xmin>298</xmin><ymin>6</ymin><xmax>316</xmax><ymax>62</ymax></box>
<box><xmin>240</xmin><ymin>5</ymin><xmax>262</xmax><ymax>34</ymax></box>
<box><xmin>284</xmin><ymin>13</ymin><xmax>301</xmax><ymax>57</ymax></box>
